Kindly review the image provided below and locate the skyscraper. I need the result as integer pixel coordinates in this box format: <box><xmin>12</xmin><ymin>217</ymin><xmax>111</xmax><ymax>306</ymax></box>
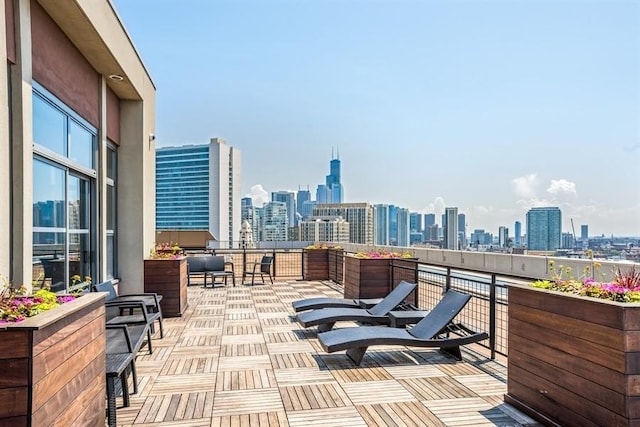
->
<box><xmin>514</xmin><ymin>221</ymin><xmax>522</xmax><ymax>246</ymax></box>
<box><xmin>498</xmin><ymin>226</ymin><xmax>509</xmax><ymax>247</ymax></box>
<box><xmin>443</xmin><ymin>207</ymin><xmax>459</xmax><ymax>250</ymax></box>
<box><xmin>526</xmin><ymin>207</ymin><xmax>562</xmax><ymax>251</ymax></box>
<box><xmin>409</xmin><ymin>212</ymin><xmax>423</xmax><ymax>233</ymax></box>
<box><xmin>296</xmin><ymin>188</ymin><xmax>311</xmax><ymax>223</ymax></box>
<box><xmin>156</xmin><ymin>138</ymin><xmax>241</xmax><ymax>246</ymax></box>
<box><xmin>396</xmin><ymin>208</ymin><xmax>410</xmax><ymax>247</ymax></box>
<box><xmin>373</xmin><ymin>204</ymin><xmax>390</xmax><ymax>245</ymax></box>
<box><xmin>581</xmin><ymin>225</ymin><xmax>589</xmax><ymax>240</ymax></box>
<box><xmin>262</xmin><ymin>201</ymin><xmax>288</xmax><ymax>241</ymax></box>
<box><xmin>458</xmin><ymin>213</ymin><xmax>466</xmax><ymax>249</ymax></box>
<box><xmin>271</xmin><ymin>191</ymin><xmax>296</xmax><ymax>230</ymax></box>
<box><xmin>323</xmin><ymin>151</ymin><xmax>343</xmax><ymax>203</ymax></box>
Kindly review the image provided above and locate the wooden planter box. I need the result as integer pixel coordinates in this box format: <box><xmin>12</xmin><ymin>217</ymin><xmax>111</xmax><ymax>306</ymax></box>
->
<box><xmin>0</xmin><ymin>293</ymin><xmax>106</xmax><ymax>427</ymax></box>
<box><xmin>328</xmin><ymin>249</ymin><xmax>344</xmax><ymax>284</ymax></box>
<box><xmin>303</xmin><ymin>249</ymin><xmax>329</xmax><ymax>280</ymax></box>
<box><xmin>344</xmin><ymin>257</ymin><xmax>417</xmax><ymax>305</ymax></box>
<box><xmin>506</xmin><ymin>284</ymin><xmax>640</xmax><ymax>427</ymax></box>
<box><xmin>144</xmin><ymin>258</ymin><xmax>188</xmax><ymax>317</ymax></box>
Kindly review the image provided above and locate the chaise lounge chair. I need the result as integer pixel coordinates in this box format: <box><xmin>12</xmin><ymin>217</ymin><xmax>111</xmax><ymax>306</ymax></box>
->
<box><xmin>295</xmin><ymin>281</ymin><xmax>417</xmax><ymax>332</ymax></box>
<box><xmin>317</xmin><ymin>289</ymin><xmax>488</xmax><ymax>365</ymax></box>
<box><xmin>292</xmin><ymin>296</ymin><xmax>383</xmax><ymax>312</ymax></box>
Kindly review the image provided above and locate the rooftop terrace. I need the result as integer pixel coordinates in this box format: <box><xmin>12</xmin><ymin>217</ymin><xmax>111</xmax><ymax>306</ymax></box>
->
<box><xmin>114</xmin><ymin>279</ymin><xmax>539</xmax><ymax>426</ymax></box>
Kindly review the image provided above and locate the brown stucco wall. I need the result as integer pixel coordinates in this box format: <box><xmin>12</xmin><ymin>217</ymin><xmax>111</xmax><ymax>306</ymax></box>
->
<box><xmin>5</xmin><ymin>0</ymin><xmax>15</xmax><ymax>63</ymax></box>
<box><xmin>30</xmin><ymin>0</ymin><xmax>99</xmax><ymax>126</ymax></box>
<box><xmin>106</xmin><ymin>85</ymin><xmax>120</xmax><ymax>145</ymax></box>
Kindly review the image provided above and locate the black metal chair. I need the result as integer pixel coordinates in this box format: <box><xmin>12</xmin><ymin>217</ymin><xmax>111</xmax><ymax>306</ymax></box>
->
<box><xmin>242</xmin><ymin>255</ymin><xmax>274</xmax><ymax>285</ymax></box>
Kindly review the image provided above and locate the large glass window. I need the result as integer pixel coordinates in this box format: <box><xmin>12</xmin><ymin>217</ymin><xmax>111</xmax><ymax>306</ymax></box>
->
<box><xmin>32</xmin><ymin>85</ymin><xmax>97</xmax><ymax>292</ymax></box>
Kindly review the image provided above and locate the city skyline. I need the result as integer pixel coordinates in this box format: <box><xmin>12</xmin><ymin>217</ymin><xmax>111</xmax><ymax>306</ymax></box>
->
<box><xmin>113</xmin><ymin>0</ymin><xmax>640</xmax><ymax>237</ymax></box>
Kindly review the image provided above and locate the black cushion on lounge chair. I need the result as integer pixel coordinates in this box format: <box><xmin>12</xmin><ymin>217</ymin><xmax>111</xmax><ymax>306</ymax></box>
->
<box><xmin>317</xmin><ymin>289</ymin><xmax>488</xmax><ymax>365</ymax></box>
<box><xmin>295</xmin><ymin>281</ymin><xmax>417</xmax><ymax>332</ymax></box>
<box><xmin>292</xmin><ymin>297</ymin><xmax>383</xmax><ymax>312</ymax></box>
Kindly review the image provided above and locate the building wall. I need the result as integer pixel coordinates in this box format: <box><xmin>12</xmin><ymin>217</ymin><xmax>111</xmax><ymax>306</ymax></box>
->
<box><xmin>2</xmin><ymin>0</ymin><xmax>156</xmax><ymax>291</ymax></box>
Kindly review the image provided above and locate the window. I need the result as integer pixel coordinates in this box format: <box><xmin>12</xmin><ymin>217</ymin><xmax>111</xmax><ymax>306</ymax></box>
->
<box><xmin>32</xmin><ymin>84</ymin><xmax>97</xmax><ymax>292</ymax></box>
<box><xmin>106</xmin><ymin>146</ymin><xmax>117</xmax><ymax>279</ymax></box>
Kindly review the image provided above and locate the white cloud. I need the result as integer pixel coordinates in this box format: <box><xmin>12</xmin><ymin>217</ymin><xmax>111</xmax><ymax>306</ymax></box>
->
<box><xmin>547</xmin><ymin>179</ymin><xmax>577</xmax><ymax>197</ymax></box>
<box><xmin>247</xmin><ymin>184</ymin><xmax>269</xmax><ymax>207</ymax></box>
<box><xmin>423</xmin><ymin>196</ymin><xmax>446</xmax><ymax>216</ymax></box>
<box><xmin>512</xmin><ymin>174</ymin><xmax>537</xmax><ymax>199</ymax></box>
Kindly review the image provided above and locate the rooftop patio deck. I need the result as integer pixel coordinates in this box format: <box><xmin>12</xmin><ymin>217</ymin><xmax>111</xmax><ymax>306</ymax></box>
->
<box><xmin>115</xmin><ymin>279</ymin><xmax>540</xmax><ymax>426</ymax></box>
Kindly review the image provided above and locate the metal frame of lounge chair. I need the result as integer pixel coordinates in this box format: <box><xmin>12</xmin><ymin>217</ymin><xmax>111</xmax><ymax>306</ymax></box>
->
<box><xmin>292</xmin><ymin>296</ymin><xmax>383</xmax><ymax>312</ymax></box>
<box><xmin>317</xmin><ymin>289</ymin><xmax>489</xmax><ymax>365</ymax></box>
<box><xmin>295</xmin><ymin>281</ymin><xmax>417</xmax><ymax>332</ymax></box>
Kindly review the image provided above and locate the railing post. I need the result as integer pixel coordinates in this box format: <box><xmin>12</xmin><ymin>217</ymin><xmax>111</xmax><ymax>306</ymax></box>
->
<box><xmin>272</xmin><ymin>249</ymin><xmax>276</xmax><ymax>278</ymax></box>
<box><xmin>242</xmin><ymin>248</ymin><xmax>247</xmax><ymax>279</ymax></box>
<box><xmin>490</xmin><ymin>273</ymin><xmax>497</xmax><ymax>360</ymax></box>
<box><xmin>301</xmin><ymin>249</ymin><xmax>305</xmax><ymax>279</ymax></box>
<box><xmin>445</xmin><ymin>267</ymin><xmax>451</xmax><ymax>292</ymax></box>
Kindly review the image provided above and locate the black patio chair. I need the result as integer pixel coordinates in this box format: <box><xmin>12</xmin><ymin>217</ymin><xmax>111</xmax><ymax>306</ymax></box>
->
<box><xmin>242</xmin><ymin>255</ymin><xmax>274</xmax><ymax>285</ymax></box>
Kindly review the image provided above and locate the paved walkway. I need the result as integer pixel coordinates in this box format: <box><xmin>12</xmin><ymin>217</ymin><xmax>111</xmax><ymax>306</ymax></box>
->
<box><xmin>115</xmin><ymin>279</ymin><xmax>540</xmax><ymax>426</ymax></box>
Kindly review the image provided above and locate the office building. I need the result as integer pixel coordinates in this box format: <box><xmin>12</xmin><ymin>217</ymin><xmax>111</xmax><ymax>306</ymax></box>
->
<box><xmin>498</xmin><ymin>226</ymin><xmax>509</xmax><ymax>247</ymax></box>
<box><xmin>458</xmin><ymin>213</ymin><xmax>467</xmax><ymax>249</ymax></box>
<box><xmin>1</xmin><ymin>0</ymin><xmax>155</xmax><ymax>291</ymax></box>
<box><xmin>514</xmin><ymin>221</ymin><xmax>522</xmax><ymax>246</ymax></box>
<box><xmin>581</xmin><ymin>225</ymin><xmax>589</xmax><ymax>240</ymax></box>
<box><xmin>325</xmin><ymin>153</ymin><xmax>343</xmax><ymax>203</ymax></box>
<box><xmin>425</xmin><ymin>213</ymin><xmax>436</xmax><ymax>227</ymax></box>
<box><xmin>410</xmin><ymin>212</ymin><xmax>423</xmax><ymax>233</ymax></box>
<box><xmin>262</xmin><ymin>201</ymin><xmax>288</xmax><ymax>241</ymax></box>
<box><xmin>156</xmin><ymin>138</ymin><xmax>241</xmax><ymax>247</ymax></box>
<box><xmin>272</xmin><ymin>191</ymin><xmax>296</xmax><ymax>230</ymax></box>
<box><xmin>299</xmin><ymin>216</ymin><xmax>349</xmax><ymax>243</ymax></box>
<box><xmin>241</xmin><ymin>197</ymin><xmax>260</xmax><ymax>243</ymax></box>
<box><xmin>389</xmin><ymin>205</ymin><xmax>399</xmax><ymax>245</ymax></box>
<box><xmin>313</xmin><ymin>203</ymin><xmax>374</xmax><ymax>244</ymax></box>
<box><xmin>471</xmin><ymin>229</ymin><xmax>493</xmax><ymax>246</ymax></box>
<box><xmin>526</xmin><ymin>207</ymin><xmax>562</xmax><ymax>251</ymax></box>
<box><xmin>396</xmin><ymin>208</ymin><xmax>410</xmax><ymax>247</ymax></box>
<box><xmin>562</xmin><ymin>232</ymin><xmax>575</xmax><ymax>249</ymax></box>
<box><xmin>373</xmin><ymin>204</ymin><xmax>390</xmax><ymax>245</ymax></box>
<box><xmin>443</xmin><ymin>207</ymin><xmax>459</xmax><ymax>250</ymax></box>
<box><xmin>296</xmin><ymin>188</ymin><xmax>311</xmax><ymax>222</ymax></box>
<box><xmin>316</xmin><ymin>184</ymin><xmax>330</xmax><ymax>204</ymax></box>
<box><xmin>426</xmin><ymin>224</ymin><xmax>439</xmax><ymax>241</ymax></box>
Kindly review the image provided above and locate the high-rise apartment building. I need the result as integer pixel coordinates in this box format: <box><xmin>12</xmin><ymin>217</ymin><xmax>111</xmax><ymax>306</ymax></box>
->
<box><xmin>313</xmin><ymin>203</ymin><xmax>374</xmax><ymax>244</ymax></box>
<box><xmin>514</xmin><ymin>221</ymin><xmax>522</xmax><ymax>246</ymax></box>
<box><xmin>262</xmin><ymin>201</ymin><xmax>288</xmax><ymax>241</ymax></box>
<box><xmin>156</xmin><ymin>138</ymin><xmax>241</xmax><ymax>247</ymax></box>
<box><xmin>272</xmin><ymin>191</ymin><xmax>296</xmax><ymax>229</ymax></box>
<box><xmin>443</xmin><ymin>207</ymin><xmax>459</xmax><ymax>250</ymax></box>
<box><xmin>299</xmin><ymin>216</ymin><xmax>349</xmax><ymax>242</ymax></box>
<box><xmin>373</xmin><ymin>204</ymin><xmax>390</xmax><ymax>245</ymax></box>
<box><xmin>389</xmin><ymin>205</ymin><xmax>398</xmax><ymax>245</ymax></box>
<box><xmin>562</xmin><ymin>232</ymin><xmax>574</xmax><ymax>249</ymax></box>
<box><xmin>526</xmin><ymin>207</ymin><xmax>562</xmax><ymax>251</ymax></box>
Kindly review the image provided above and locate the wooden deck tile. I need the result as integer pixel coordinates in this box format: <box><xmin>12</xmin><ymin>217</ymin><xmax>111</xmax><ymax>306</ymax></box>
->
<box><xmin>287</xmin><ymin>406</ymin><xmax>366</xmax><ymax>426</ymax></box>
<box><xmin>274</xmin><ymin>368</ymin><xmax>335</xmax><ymax>386</ymax></box>
<box><xmin>218</xmin><ymin>354</ymin><xmax>272</xmax><ymax>371</ymax></box>
<box><xmin>211</xmin><ymin>388</ymin><xmax>284</xmax><ymax>415</ymax></box>
<box><xmin>216</xmin><ymin>369</ymin><xmax>277</xmax><ymax>391</ymax></box>
<box><xmin>454</xmin><ymin>374</ymin><xmax>507</xmax><ymax>396</ymax></box>
<box><xmin>149</xmin><ymin>374</ymin><xmax>217</xmax><ymax>395</ymax></box>
<box><xmin>331</xmin><ymin>366</ymin><xmax>393</xmax><ymax>383</ymax></box>
<box><xmin>266</xmin><ymin>341</ymin><xmax>315</xmax><ymax>355</ymax></box>
<box><xmin>211</xmin><ymin>411</ymin><xmax>288</xmax><ymax>427</ymax></box>
<box><xmin>400</xmin><ymin>376</ymin><xmax>476</xmax><ymax>400</ymax></box>
<box><xmin>279</xmin><ymin>383</ymin><xmax>351</xmax><ymax>411</ymax></box>
<box><xmin>383</xmin><ymin>364</ymin><xmax>447</xmax><ymax>379</ymax></box>
<box><xmin>220</xmin><ymin>342</ymin><xmax>268</xmax><ymax>357</ymax></box>
<box><xmin>341</xmin><ymin>380</ymin><xmax>415</xmax><ymax>405</ymax></box>
<box><xmin>357</xmin><ymin>401</ymin><xmax>444</xmax><ymax>427</ymax></box>
<box><xmin>270</xmin><ymin>352</ymin><xmax>322</xmax><ymax>369</ymax></box>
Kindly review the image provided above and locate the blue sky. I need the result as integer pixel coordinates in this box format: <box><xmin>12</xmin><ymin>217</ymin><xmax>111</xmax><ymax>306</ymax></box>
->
<box><xmin>113</xmin><ymin>0</ymin><xmax>640</xmax><ymax>236</ymax></box>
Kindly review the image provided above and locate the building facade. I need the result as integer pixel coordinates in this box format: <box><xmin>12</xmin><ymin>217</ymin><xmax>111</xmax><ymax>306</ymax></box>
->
<box><xmin>262</xmin><ymin>201</ymin><xmax>288</xmax><ymax>241</ymax></box>
<box><xmin>156</xmin><ymin>139</ymin><xmax>241</xmax><ymax>247</ymax></box>
<box><xmin>299</xmin><ymin>216</ymin><xmax>349</xmax><ymax>242</ymax></box>
<box><xmin>313</xmin><ymin>203</ymin><xmax>374</xmax><ymax>244</ymax></box>
<box><xmin>373</xmin><ymin>204</ymin><xmax>389</xmax><ymax>245</ymax></box>
<box><xmin>526</xmin><ymin>207</ymin><xmax>562</xmax><ymax>251</ymax></box>
<box><xmin>272</xmin><ymin>190</ymin><xmax>296</xmax><ymax>230</ymax></box>
<box><xmin>443</xmin><ymin>207</ymin><xmax>459</xmax><ymax>250</ymax></box>
<box><xmin>1</xmin><ymin>0</ymin><xmax>156</xmax><ymax>293</ymax></box>
<box><xmin>514</xmin><ymin>221</ymin><xmax>522</xmax><ymax>246</ymax></box>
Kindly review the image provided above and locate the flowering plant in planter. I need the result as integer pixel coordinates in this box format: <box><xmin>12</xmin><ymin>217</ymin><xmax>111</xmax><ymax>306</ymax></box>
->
<box><xmin>150</xmin><ymin>242</ymin><xmax>183</xmax><ymax>259</ymax></box>
<box><xmin>0</xmin><ymin>279</ymin><xmax>78</xmax><ymax>323</ymax></box>
<box><xmin>353</xmin><ymin>250</ymin><xmax>413</xmax><ymax>259</ymax></box>
<box><xmin>531</xmin><ymin>260</ymin><xmax>640</xmax><ymax>302</ymax></box>
<box><xmin>305</xmin><ymin>243</ymin><xmax>342</xmax><ymax>249</ymax></box>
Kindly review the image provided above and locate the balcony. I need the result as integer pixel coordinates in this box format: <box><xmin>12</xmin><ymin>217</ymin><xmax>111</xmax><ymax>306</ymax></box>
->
<box><xmin>110</xmin><ymin>248</ymin><xmax>543</xmax><ymax>426</ymax></box>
